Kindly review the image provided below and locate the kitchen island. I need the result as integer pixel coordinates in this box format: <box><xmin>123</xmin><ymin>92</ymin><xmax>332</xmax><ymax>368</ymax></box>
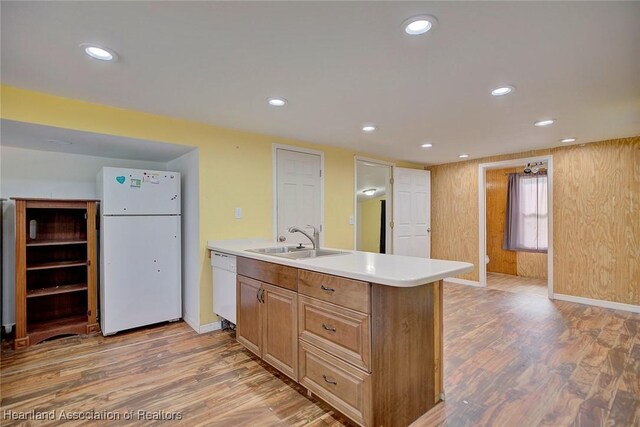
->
<box><xmin>207</xmin><ymin>239</ymin><xmax>473</xmax><ymax>427</ymax></box>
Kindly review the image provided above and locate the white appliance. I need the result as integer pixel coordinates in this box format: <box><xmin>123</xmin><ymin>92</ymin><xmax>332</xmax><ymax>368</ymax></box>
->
<box><xmin>97</xmin><ymin>167</ymin><xmax>182</xmax><ymax>335</ymax></box>
<box><xmin>212</xmin><ymin>252</ymin><xmax>236</xmax><ymax>324</ymax></box>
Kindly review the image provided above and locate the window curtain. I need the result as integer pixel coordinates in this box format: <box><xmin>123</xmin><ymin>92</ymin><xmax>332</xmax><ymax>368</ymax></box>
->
<box><xmin>503</xmin><ymin>173</ymin><xmax>548</xmax><ymax>253</ymax></box>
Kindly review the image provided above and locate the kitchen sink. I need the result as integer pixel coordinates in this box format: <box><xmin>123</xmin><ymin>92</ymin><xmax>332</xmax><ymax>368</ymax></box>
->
<box><xmin>246</xmin><ymin>246</ymin><xmax>309</xmax><ymax>255</ymax></box>
<box><xmin>246</xmin><ymin>247</ymin><xmax>347</xmax><ymax>259</ymax></box>
<box><xmin>276</xmin><ymin>249</ymin><xmax>347</xmax><ymax>259</ymax></box>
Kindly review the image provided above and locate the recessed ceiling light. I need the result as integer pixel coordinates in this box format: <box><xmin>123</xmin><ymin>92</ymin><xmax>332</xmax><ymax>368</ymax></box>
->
<box><xmin>458</xmin><ymin>154</ymin><xmax>470</xmax><ymax>159</ymax></box>
<box><xmin>534</xmin><ymin>119</ymin><xmax>556</xmax><ymax>127</ymax></box>
<box><xmin>403</xmin><ymin>15</ymin><xmax>437</xmax><ymax>35</ymax></box>
<box><xmin>491</xmin><ymin>85</ymin><xmax>515</xmax><ymax>96</ymax></box>
<box><xmin>363</xmin><ymin>188</ymin><xmax>377</xmax><ymax>196</ymax></box>
<box><xmin>362</xmin><ymin>125</ymin><xmax>377</xmax><ymax>133</ymax></box>
<box><xmin>421</xmin><ymin>143</ymin><xmax>433</xmax><ymax>148</ymax></box>
<box><xmin>267</xmin><ymin>97</ymin><xmax>287</xmax><ymax>107</ymax></box>
<box><xmin>81</xmin><ymin>44</ymin><xmax>116</xmax><ymax>61</ymax></box>
<box><xmin>561</xmin><ymin>137</ymin><xmax>576</xmax><ymax>143</ymax></box>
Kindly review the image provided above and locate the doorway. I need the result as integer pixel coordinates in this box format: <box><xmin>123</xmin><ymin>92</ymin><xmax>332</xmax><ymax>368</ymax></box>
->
<box><xmin>479</xmin><ymin>156</ymin><xmax>553</xmax><ymax>298</ymax></box>
<box><xmin>273</xmin><ymin>144</ymin><xmax>324</xmax><ymax>247</ymax></box>
<box><xmin>354</xmin><ymin>158</ymin><xmax>392</xmax><ymax>254</ymax></box>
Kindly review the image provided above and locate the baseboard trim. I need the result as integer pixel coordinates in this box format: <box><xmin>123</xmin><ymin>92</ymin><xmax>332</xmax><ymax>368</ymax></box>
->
<box><xmin>553</xmin><ymin>293</ymin><xmax>640</xmax><ymax>313</ymax></box>
<box><xmin>183</xmin><ymin>317</ymin><xmax>222</xmax><ymax>334</ymax></box>
<box><xmin>445</xmin><ymin>277</ymin><xmax>483</xmax><ymax>287</ymax></box>
<box><xmin>183</xmin><ymin>316</ymin><xmax>200</xmax><ymax>333</ymax></box>
<box><xmin>198</xmin><ymin>321</ymin><xmax>222</xmax><ymax>334</ymax></box>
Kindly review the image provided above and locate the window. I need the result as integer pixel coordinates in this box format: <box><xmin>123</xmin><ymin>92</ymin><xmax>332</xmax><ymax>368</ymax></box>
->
<box><xmin>503</xmin><ymin>173</ymin><xmax>548</xmax><ymax>252</ymax></box>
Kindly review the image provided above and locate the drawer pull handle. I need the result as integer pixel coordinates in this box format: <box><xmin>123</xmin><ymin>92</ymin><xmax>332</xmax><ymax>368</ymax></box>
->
<box><xmin>321</xmin><ymin>285</ymin><xmax>335</xmax><ymax>292</ymax></box>
<box><xmin>322</xmin><ymin>323</ymin><xmax>336</xmax><ymax>332</ymax></box>
<box><xmin>323</xmin><ymin>374</ymin><xmax>337</xmax><ymax>385</ymax></box>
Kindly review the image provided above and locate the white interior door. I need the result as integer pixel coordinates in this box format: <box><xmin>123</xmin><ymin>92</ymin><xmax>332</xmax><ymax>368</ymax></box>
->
<box><xmin>393</xmin><ymin>168</ymin><xmax>431</xmax><ymax>258</ymax></box>
<box><xmin>275</xmin><ymin>148</ymin><xmax>322</xmax><ymax>246</ymax></box>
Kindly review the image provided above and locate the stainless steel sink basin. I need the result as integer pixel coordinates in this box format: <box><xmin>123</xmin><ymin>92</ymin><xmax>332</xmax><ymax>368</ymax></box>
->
<box><xmin>246</xmin><ymin>246</ymin><xmax>309</xmax><ymax>255</ymax></box>
<box><xmin>246</xmin><ymin>247</ymin><xmax>347</xmax><ymax>259</ymax></box>
<box><xmin>275</xmin><ymin>249</ymin><xmax>347</xmax><ymax>259</ymax></box>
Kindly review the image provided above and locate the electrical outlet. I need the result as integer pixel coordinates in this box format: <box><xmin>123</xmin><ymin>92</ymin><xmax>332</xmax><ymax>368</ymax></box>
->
<box><xmin>235</xmin><ymin>208</ymin><xmax>242</xmax><ymax>219</ymax></box>
<box><xmin>349</xmin><ymin>215</ymin><xmax>354</xmax><ymax>225</ymax></box>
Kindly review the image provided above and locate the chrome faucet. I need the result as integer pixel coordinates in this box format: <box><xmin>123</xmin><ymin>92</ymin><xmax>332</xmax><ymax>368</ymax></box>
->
<box><xmin>288</xmin><ymin>225</ymin><xmax>319</xmax><ymax>249</ymax></box>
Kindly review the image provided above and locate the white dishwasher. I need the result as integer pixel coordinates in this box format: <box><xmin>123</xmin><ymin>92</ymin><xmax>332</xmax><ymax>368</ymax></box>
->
<box><xmin>211</xmin><ymin>251</ymin><xmax>236</xmax><ymax>324</ymax></box>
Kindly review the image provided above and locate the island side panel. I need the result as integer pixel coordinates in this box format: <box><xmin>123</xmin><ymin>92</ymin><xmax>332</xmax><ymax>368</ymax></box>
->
<box><xmin>371</xmin><ymin>281</ymin><xmax>439</xmax><ymax>427</ymax></box>
<box><xmin>435</xmin><ymin>279</ymin><xmax>443</xmax><ymax>402</ymax></box>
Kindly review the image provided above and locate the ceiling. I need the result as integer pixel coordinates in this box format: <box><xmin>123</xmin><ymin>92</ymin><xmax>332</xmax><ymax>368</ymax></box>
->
<box><xmin>356</xmin><ymin>161</ymin><xmax>390</xmax><ymax>201</ymax></box>
<box><xmin>2</xmin><ymin>2</ymin><xmax>639</xmax><ymax>165</ymax></box>
<box><xmin>1</xmin><ymin>119</ymin><xmax>193</xmax><ymax>162</ymax></box>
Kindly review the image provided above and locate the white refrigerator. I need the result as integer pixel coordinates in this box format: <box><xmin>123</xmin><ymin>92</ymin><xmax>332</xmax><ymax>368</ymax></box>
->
<box><xmin>97</xmin><ymin>167</ymin><xmax>182</xmax><ymax>335</ymax></box>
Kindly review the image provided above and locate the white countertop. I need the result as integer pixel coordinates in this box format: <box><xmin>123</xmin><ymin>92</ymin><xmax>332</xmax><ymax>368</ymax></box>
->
<box><xmin>207</xmin><ymin>239</ymin><xmax>474</xmax><ymax>288</ymax></box>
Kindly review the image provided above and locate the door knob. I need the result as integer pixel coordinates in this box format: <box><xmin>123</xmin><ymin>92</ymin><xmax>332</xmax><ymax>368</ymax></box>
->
<box><xmin>278</xmin><ymin>235</ymin><xmax>286</xmax><ymax>242</ymax></box>
<box><xmin>427</xmin><ymin>228</ymin><xmax>431</xmax><ymax>232</ymax></box>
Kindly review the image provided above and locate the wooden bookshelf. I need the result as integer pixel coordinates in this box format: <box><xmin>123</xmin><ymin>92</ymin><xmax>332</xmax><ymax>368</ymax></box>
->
<box><xmin>27</xmin><ymin>239</ymin><xmax>87</xmax><ymax>247</ymax></box>
<box><xmin>26</xmin><ymin>260</ymin><xmax>89</xmax><ymax>271</ymax></box>
<box><xmin>13</xmin><ymin>198</ymin><xmax>99</xmax><ymax>349</ymax></box>
<box><xmin>27</xmin><ymin>283</ymin><xmax>88</xmax><ymax>298</ymax></box>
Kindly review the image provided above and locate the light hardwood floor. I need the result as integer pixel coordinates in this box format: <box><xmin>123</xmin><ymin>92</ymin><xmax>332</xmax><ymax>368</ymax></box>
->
<box><xmin>1</xmin><ymin>282</ymin><xmax>638</xmax><ymax>426</ymax></box>
<box><xmin>487</xmin><ymin>271</ymin><xmax>548</xmax><ymax>297</ymax></box>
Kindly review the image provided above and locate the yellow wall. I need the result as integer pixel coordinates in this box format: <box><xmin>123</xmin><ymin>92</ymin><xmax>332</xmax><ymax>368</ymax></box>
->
<box><xmin>358</xmin><ymin>195</ymin><xmax>386</xmax><ymax>253</ymax></box>
<box><xmin>429</xmin><ymin>137</ymin><xmax>639</xmax><ymax>305</ymax></box>
<box><xmin>1</xmin><ymin>85</ymin><xmax>423</xmax><ymax>324</ymax></box>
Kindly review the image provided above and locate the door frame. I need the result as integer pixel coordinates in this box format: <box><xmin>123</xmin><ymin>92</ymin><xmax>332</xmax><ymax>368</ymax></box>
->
<box><xmin>353</xmin><ymin>156</ymin><xmax>394</xmax><ymax>253</ymax></box>
<box><xmin>272</xmin><ymin>143</ymin><xmax>325</xmax><ymax>246</ymax></box>
<box><xmin>478</xmin><ymin>155</ymin><xmax>554</xmax><ymax>298</ymax></box>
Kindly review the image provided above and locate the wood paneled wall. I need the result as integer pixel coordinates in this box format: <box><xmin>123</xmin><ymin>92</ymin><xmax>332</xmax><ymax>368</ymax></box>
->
<box><xmin>430</xmin><ymin>148</ymin><xmax>548</xmax><ymax>282</ymax></box>
<box><xmin>486</xmin><ymin>167</ymin><xmax>518</xmax><ymax>275</ymax></box>
<box><xmin>553</xmin><ymin>138</ymin><xmax>639</xmax><ymax>304</ymax></box>
<box><xmin>429</xmin><ymin>136</ymin><xmax>639</xmax><ymax>305</ymax></box>
<box><xmin>517</xmin><ymin>252</ymin><xmax>548</xmax><ymax>279</ymax></box>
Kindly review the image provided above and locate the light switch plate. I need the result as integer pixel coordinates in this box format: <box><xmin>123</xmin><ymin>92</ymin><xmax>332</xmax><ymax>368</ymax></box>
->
<box><xmin>349</xmin><ymin>215</ymin><xmax>354</xmax><ymax>225</ymax></box>
<box><xmin>235</xmin><ymin>207</ymin><xmax>242</xmax><ymax>219</ymax></box>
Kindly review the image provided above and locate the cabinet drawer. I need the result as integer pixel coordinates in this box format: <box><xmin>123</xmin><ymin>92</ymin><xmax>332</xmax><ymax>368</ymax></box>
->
<box><xmin>299</xmin><ymin>296</ymin><xmax>370</xmax><ymax>371</ymax></box>
<box><xmin>237</xmin><ymin>257</ymin><xmax>297</xmax><ymax>291</ymax></box>
<box><xmin>299</xmin><ymin>341</ymin><xmax>371</xmax><ymax>427</ymax></box>
<box><xmin>298</xmin><ymin>270</ymin><xmax>370</xmax><ymax>313</ymax></box>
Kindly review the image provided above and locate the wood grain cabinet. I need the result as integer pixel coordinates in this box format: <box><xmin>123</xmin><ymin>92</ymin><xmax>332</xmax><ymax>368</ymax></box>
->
<box><xmin>236</xmin><ymin>274</ymin><xmax>298</xmax><ymax>381</ymax></box>
<box><xmin>298</xmin><ymin>295</ymin><xmax>370</xmax><ymax>371</ymax></box>
<box><xmin>236</xmin><ymin>275</ymin><xmax>262</xmax><ymax>357</ymax></box>
<box><xmin>261</xmin><ymin>283</ymin><xmax>298</xmax><ymax>380</ymax></box>
<box><xmin>236</xmin><ymin>256</ymin><xmax>443</xmax><ymax>427</ymax></box>
<box><xmin>13</xmin><ymin>198</ymin><xmax>99</xmax><ymax>349</ymax></box>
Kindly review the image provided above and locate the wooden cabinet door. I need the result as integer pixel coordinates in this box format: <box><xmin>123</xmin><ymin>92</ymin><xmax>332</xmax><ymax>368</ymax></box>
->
<box><xmin>262</xmin><ymin>283</ymin><xmax>298</xmax><ymax>381</ymax></box>
<box><xmin>236</xmin><ymin>275</ymin><xmax>262</xmax><ymax>357</ymax></box>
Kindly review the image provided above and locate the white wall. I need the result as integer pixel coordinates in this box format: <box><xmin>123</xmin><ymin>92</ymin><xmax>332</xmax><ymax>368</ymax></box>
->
<box><xmin>166</xmin><ymin>149</ymin><xmax>200</xmax><ymax>332</ymax></box>
<box><xmin>0</xmin><ymin>146</ymin><xmax>168</xmax><ymax>329</ymax></box>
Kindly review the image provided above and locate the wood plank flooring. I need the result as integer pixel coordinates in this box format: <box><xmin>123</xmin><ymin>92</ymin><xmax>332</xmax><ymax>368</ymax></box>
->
<box><xmin>487</xmin><ymin>272</ymin><xmax>548</xmax><ymax>297</ymax></box>
<box><xmin>2</xmin><ymin>282</ymin><xmax>638</xmax><ymax>426</ymax></box>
